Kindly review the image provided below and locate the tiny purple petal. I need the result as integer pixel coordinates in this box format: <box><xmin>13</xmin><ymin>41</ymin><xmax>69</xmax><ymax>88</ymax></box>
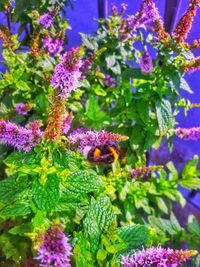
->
<box><xmin>139</xmin><ymin>52</ymin><xmax>153</xmax><ymax>73</ymax></box>
<box><xmin>38</xmin><ymin>12</ymin><xmax>53</xmax><ymax>29</ymax></box>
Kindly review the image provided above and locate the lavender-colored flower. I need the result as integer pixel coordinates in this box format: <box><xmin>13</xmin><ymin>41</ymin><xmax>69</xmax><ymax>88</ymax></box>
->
<box><xmin>38</xmin><ymin>12</ymin><xmax>53</xmax><ymax>29</ymax></box>
<box><xmin>129</xmin><ymin>165</ymin><xmax>162</xmax><ymax>178</ymax></box>
<box><xmin>42</xmin><ymin>35</ymin><xmax>64</xmax><ymax>56</ymax></box>
<box><xmin>36</xmin><ymin>224</ymin><xmax>72</xmax><ymax>267</ymax></box>
<box><xmin>122</xmin><ymin>246</ymin><xmax>197</xmax><ymax>267</ymax></box>
<box><xmin>63</xmin><ymin>112</ymin><xmax>73</xmax><ymax>135</ymax></box>
<box><xmin>103</xmin><ymin>74</ymin><xmax>116</xmax><ymax>88</ymax></box>
<box><xmin>51</xmin><ymin>48</ymin><xmax>82</xmax><ymax>99</ymax></box>
<box><xmin>68</xmin><ymin>129</ymin><xmax>128</xmax><ymax>152</ymax></box>
<box><xmin>176</xmin><ymin>126</ymin><xmax>200</xmax><ymax>140</ymax></box>
<box><xmin>127</xmin><ymin>0</ymin><xmax>160</xmax><ymax>31</ymax></box>
<box><xmin>139</xmin><ymin>52</ymin><xmax>153</xmax><ymax>73</ymax></box>
<box><xmin>0</xmin><ymin>121</ymin><xmax>43</xmax><ymax>152</ymax></box>
<box><xmin>15</xmin><ymin>103</ymin><xmax>32</xmax><ymax>115</ymax></box>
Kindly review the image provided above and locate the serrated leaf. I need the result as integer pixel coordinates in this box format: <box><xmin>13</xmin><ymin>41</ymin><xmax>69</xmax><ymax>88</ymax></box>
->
<box><xmin>118</xmin><ymin>225</ymin><xmax>149</xmax><ymax>252</ymax></box>
<box><xmin>0</xmin><ymin>203</ymin><xmax>31</xmax><ymax>217</ymax></box>
<box><xmin>0</xmin><ymin>175</ymin><xmax>27</xmax><ymax>201</ymax></box>
<box><xmin>4</xmin><ymin>150</ymin><xmax>35</xmax><ymax>166</ymax></box>
<box><xmin>156</xmin><ymin>197</ymin><xmax>168</xmax><ymax>214</ymax></box>
<box><xmin>32</xmin><ymin>174</ymin><xmax>60</xmax><ymax>211</ymax></box>
<box><xmin>188</xmin><ymin>215</ymin><xmax>200</xmax><ymax>237</ymax></box>
<box><xmin>64</xmin><ymin>171</ymin><xmax>102</xmax><ymax>195</ymax></box>
<box><xmin>84</xmin><ymin>195</ymin><xmax>115</xmax><ymax>251</ymax></box>
<box><xmin>156</xmin><ymin>98</ymin><xmax>174</xmax><ymax>135</ymax></box>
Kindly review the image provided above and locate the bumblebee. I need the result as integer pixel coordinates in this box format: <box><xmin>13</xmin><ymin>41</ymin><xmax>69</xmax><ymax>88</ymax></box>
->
<box><xmin>83</xmin><ymin>143</ymin><xmax>120</xmax><ymax>164</ymax></box>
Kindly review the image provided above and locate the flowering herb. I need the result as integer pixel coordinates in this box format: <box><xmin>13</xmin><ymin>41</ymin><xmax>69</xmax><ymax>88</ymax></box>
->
<box><xmin>122</xmin><ymin>246</ymin><xmax>197</xmax><ymax>267</ymax></box>
<box><xmin>0</xmin><ymin>121</ymin><xmax>43</xmax><ymax>152</ymax></box>
<box><xmin>176</xmin><ymin>126</ymin><xmax>200</xmax><ymax>140</ymax></box>
<box><xmin>38</xmin><ymin>12</ymin><xmax>54</xmax><ymax>29</ymax></box>
<box><xmin>51</xmin><ymin>48</ymin><xmax>82</xmax><ymax>99</ymax></box>
<box><xmin>36</xmin><ymin>224</ymin><xmax>72</xmax><ymax>267</ymax></box>
<box><xmin>173</xmin><ymin>0</ymin><xmax>200</xmax><ymax>43</ymax></box>
<box><xmin>68</xmin><ymin>129</ymin><xmax>128</xmax><ymax>152</ymax></box>
<box><xmin>129</xmin><ymin>165</ymin><xmax>163</xmax><ymax>178</ymax></box>
<box><xmin>42</xmin><ymin>35</ymin><xmax>64</xmax><ymax>56</ymax></box>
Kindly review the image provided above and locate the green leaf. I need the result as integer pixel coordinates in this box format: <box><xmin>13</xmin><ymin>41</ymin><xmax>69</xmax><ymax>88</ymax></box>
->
<box><xmin>0</xmin><ymin>203</ymin><xmax>31</xmax><ymax>217</ymax></box>
<box><xmin>85</xmin><ymin>95</ymin><xmax>106</xmax><ymax>121</ymax></box>
<box><xmin>9</xmin><ymin>223</ymin><xmax>32</xmax><ymax>236</ymax></box>
<box><xmin>84</xmin><ymin>195</ymin><xmax>115</xmax><ymax>251</ymax></box>
<box><xmin>148</xmin><ymin>215</ymin><xmax>182</xmax><ymax>236</ymax></box>
<box><xmin>4</xmin><ymin>150</ymin><xmax>35</xmax><ymax>167</ymax></box>
<box><xmin>188</xmin><ymin>215</ymin><xmax>200</xmax><ymax>237</ymax></box>
<box><xmin>180</xmin><ymin>78</ymin><xmax>193</xmax><ymax>94</ymax></box>
<box><xmin>155</xmin><ymin>98</ymin><xmax>174</xmax><ymax>135</ymax></box>
<box><xmin>106</xmin><ymin>55</ymin><xmax>116</xmax><ymax>69</ymax></box>
<box><xmin>80</xmin><ymin>33</ymin><xmax>97</xmax><ymax>51</ymax></box>
<box><xmin>64</xmin><ymin>171</ymin><xmax>103</xmax><ymax>195</ymax></box>
<box><xmin>181</xmin><ymin>156</ymin><xmax>200</xmax><ymax>189</ymax></box>
<box><xmin>156</xmin><ymin>197</ymin><xmax>168</xmax><ymax>214</ymax></box>
<box><xmin>118</xmin><ymin>225</ymin><xmax>149</xmax><ymax>252</ymax></box>
<box><xmin>0</xmin><ymin>176</ymin><xmax>27</xmax><ymax>201</ymax></box>
<box><xmin>32</xmin><ymin>174</ymin><xmax>60</xmax><ymax>211</ymax></box>
<box><xmin>15</xmin><ymin>80</ymin><xmax>31</xmax><ymax>91</ymax></box>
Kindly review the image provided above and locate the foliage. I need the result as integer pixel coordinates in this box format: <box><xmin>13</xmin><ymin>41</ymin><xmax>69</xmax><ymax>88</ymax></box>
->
<box><xmin>0</xmin><ymin>0</ymin><xmax>200</xmax><ymax>266</ymax></box>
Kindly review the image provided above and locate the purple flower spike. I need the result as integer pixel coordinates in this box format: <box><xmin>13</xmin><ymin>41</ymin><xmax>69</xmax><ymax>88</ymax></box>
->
<box><xmin>103</xmin><ymin>74</ymin><xmax>116</xmax><ymax>88</ymax></box>
<box><xmin>68</xmin><ymin>129</ymin><xmax>128</xmax><ymax>152</ymax></box>
<box><xmin>36</xmin><ymin>224</ymin><xmax>72</xmax><ymax>267</ymax></box>
<box><xmin>122</xmin><ymin>246</ymin><xmax>197</xmax><ymax>267</ymax></box>
<box><xmin>0</xmin><ymin>121</ymin><xmax>43</xmax><ymax>152</ymax></box>
<box><xmin>176</xmin><ymin>126</ymin><xmax>200</xmax><ymax>140</ymax></box>
<box><xmin>38</xmin><ymin>12</ymin><xmax>54</xmax><ymax>29</ymax></box>
<box><xmin>51</xmin><ymin>48</ymin><xmax>82</xmax><ymax>99</ymax></box>
<box><xmin>139</xmin><ymin>52</ymin><xmax>153</xmax><ymax>73</ymax></box>
<box><xmin>42</xmin><ymin>35</ymin><xmax>64</xmax><ymax>56</ymax></box>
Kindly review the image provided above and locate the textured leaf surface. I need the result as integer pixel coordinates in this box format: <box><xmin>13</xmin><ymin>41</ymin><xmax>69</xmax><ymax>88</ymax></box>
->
<box><xmin>0</xmin><ymin>203</ymin><xmax>31</xmax><ymax>217</ymax></box>
<box><xmin>32</xmin><ymin>174</ymin><xmax>60</xmax><ymax>211</ymax></box>
<box><xmin>84</xmin><ymin>195</ymin><xmax>115</xmax><ymax>251</ymax></box>
<box><xmin>65</xmin><ymin>171</ymin><xmax>102</xmax><ymax>195</ymax></box>
<box><xmin>118</xmin><ymin>225</ymin><xmax>149</xmax><ymax>251</ymax></box>
<box><xmin>0</xmin><ymin>176</ymin><xmax>26</xmax><ymax>201</ymax></box>
<box><xmin>156</xmin><ymin>99</ymin><xmax>173</xmax><ymax>135</ymax></box>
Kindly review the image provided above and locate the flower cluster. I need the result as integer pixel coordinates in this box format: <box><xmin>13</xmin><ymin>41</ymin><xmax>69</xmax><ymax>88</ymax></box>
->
<box><xmin>129</xmin><ymin>165</ymin><xmax>162</xmax><ymax>178</ymax></box>
<box><xmin>122</xmin><ymin>246</ymin><xmax>197</xmax><ymax>267</ymax></box>
<box><xmin>45</xmin><ymin>97</ymin><xmax>67</xmax><ymax>141</ymax></box>
<box><xmin>51</xmin><ymin>48</ymin><xmax>82</xmax><ymax>99</ymax></box>
<box><xmin>38</xmin><ymin>12</ymin><xmax>54</xmax><ymax>29</ymax></box>
<box><xmin>139</xmin><ymin>52</ymin><xmax>153</xmax><ymax>73</ymax></box>
<box><xmin>15</xmin><ymin>103</ymin><xmax>32</xmax><ymax>115</ymax></box>
<box><xmin>127</xmin><ymin>0</ymin><xmax>160</xmax><ymax>31</ymax></box>
<box><xmin>183</xmin><ymin>56</ymin><xmax>200</xmax><ymax>72</ymax></box>
<box><xmin>42</xmin><ymin>35</ymin><xmax>64</xmax><ymax>56</ymax></box>
<box><xmin>0</xmin><ymin>121</ymin><xmax>43</xmax><ymax>152</ymax></box>
<box><xmin>68</xmin><ymin>129</ymin><xmax>128</xmax><ymax>152</ymax></box>
<box><xmin>103</xmin><ymin>74</ymin><xmax>116</xmax><ymax>88</ymax></box>
<box><xmin>173</xmin><ymin>0</ymin><xmax>200</xmax><ymax>43</ymax></box>
<box><xmin>36</xmin><ymin>224</ymin><xmax>72</xmax><ymax>267</ymax></box>
<box><xmin>176</xmin><ymin>126</ymin><xmax>200</xmax><ymax>140</ymax></box>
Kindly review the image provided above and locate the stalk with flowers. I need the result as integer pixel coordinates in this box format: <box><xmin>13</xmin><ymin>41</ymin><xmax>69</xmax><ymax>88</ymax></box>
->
<box><xmin>0</xmin><ymin>0</ymin><xmax>200</xmax><ymax>266</ymax></box>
